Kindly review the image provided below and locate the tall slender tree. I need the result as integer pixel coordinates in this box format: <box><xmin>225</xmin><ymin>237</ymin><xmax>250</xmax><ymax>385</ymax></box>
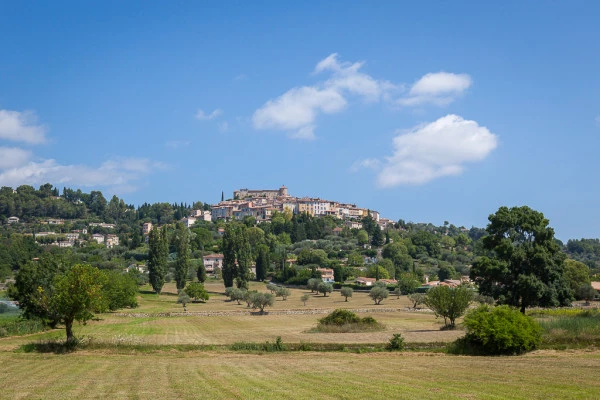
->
<box><xmin>255</xmin><ymin>245</ymin><xmax>269</xmax><ymax>281</ymax></box>
<box><xmin>174</xmin><ymin>222</ymin><xmax>190</xmax><ymax>290</ymax></box>
<box><xmin>148</xmin><ymin>227</ymin><xmax>168</xmax><ymax>294</ymax></box>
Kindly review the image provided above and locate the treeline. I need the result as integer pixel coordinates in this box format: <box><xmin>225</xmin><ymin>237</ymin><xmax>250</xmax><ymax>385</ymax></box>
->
<box><xmin>0</xmin><ymin>183</ymin><xmax>209</xmax><ymax>227</ymax></box>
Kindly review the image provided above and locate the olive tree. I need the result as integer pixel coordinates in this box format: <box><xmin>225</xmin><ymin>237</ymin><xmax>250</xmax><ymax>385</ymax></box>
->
<box><xmin>340</xmin><ymin>287</ymin><xmax>353</xmax><ymax>302</ymax></box>
<box><xmin>317</xmin><ymin>282</ymin><xmax>333</xmax><ymax>297</ymax></box>
<box><xmin>425</xmin><ymin>285</ymin><xmax>472</xmax><ymax>328</ymax></box>
<box><xmin>369</xmin><ymin>286</ymin><xmax>389</xmax><ymax>305</ymax></box>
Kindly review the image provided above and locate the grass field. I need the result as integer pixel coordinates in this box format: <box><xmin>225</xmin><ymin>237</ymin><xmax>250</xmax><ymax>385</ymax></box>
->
<box><xmin>2</xmin><ymin>282</ymin><xmax>600</xmax><ymax>398</ymax></box>
<box><xmin>1</xmin><ymin>350</ymin><xmax>599</xmax><ymax>399</ymax></box>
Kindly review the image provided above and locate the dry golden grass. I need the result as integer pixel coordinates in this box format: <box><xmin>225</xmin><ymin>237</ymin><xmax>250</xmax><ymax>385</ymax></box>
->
<box><xmin>1</xmin><ymin>350</ymin><xmax>599</xmax><ymax>399</ymax></box>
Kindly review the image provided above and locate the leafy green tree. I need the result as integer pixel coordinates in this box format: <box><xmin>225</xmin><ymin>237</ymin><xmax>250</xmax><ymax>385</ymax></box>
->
<box><xmin>197</xmin><ymin>261</ymin><xmax>207</xmax><ymax>283</ymax></box>
<box><xmin>174</xmin><ymin>222</ymin><xmax>190</xmax><ymax>290</ymax></box>
<box><xmin>369</xmin><ymin>286</ymin><xmax>389</xmax><ymax>305</ymax></box>
<box><xmin>576</xmin><ymin>284</ymin><xmax>597</xmax><ymax>302</ymax></box>
<box><xmin>231</xmin><ymin>288</ymin><xmax>245</xmax><ymax>304</ymax></box>
<box><xmin>397</xmin><ymin>272</ymin><xmax>422</xmax><ymax>295</ymax></box>
<box><xmin>470</xmin><ymin>206</ymin><xmax>573</xmax><ymax>313</ymax></box>
<box><xmin>275</xmin><ymin>287</ymin><xmax>290</xmax><ymax>300</ymax></box>
<box><xmin>301</xmin><ymin>293</ymin><xmax>310</xmax><ymax>306</ymax></box>
<box><xmin>102</xmin><ymin>270</ymin><xmax>138</xmax><ymax>311</ymax></box>
<box><xmin>255</xmin><ymin>245</ymin><xmax>269</xmax><ymax>281</ymax></box>
<box><xmin>438</xmin><ymin>265</ymin><xmax>458</xmax><ymax>281</ymax></box>
<box><xmin>371</xmin><ymin>227</ymin><xmax>384</xmax><ymax>247</ymax></box>
<box><xmin>184</xmin><ymin>282</ymin><xmax>209</xmax><ymax>302</ymax></box>
<box><xmin>563</xmin><ymin>259</ymin><xmax>591</xmax><ymax>294</ymax></box>
<box><xmin>148</xmin><ymin>226</ymin><xmax>168</xmax><ymax>294</ymax></box>
<box><xmin>249</xmin><ymin>292</ymin><xmax>275</xmax><ymax>313</ymax></box>
<box><xmin>177</xmin><ymin>292</ymin><xmax>191</xmax><ymax>309</ymax></box>
<box><xmin>49</xmin><ymin>265</ymin><xmax>108</xmax><ymax>342</ymax></box>
<box><xmin>366</xmin><ymin>265</ymin><xmax>390</xmax><ymax>280</ymax></box>
<box><xmin>425</xmin><ymin>285</ymin><xmax>472</xmax><ymax>328</ymax></box>
<box><xmin>222</xmin><ymin>223</ymin><xmax>252</xmax><ymax>289</ymax></box>
<box><xmin>357</xmin><ymin>230</ymin><xmax>369</xmax><ymax>245</ymax></box>
<box><xmin>347</xmin><ymin>252</ymin><xmax>364</xmax><ymax>267</ymax></box>
<box><xmin>317</xmin><ymin>282</ymin><xmax>333</xmax><ymax>297</ymax></box>
<box><xmin>307</xmin><ymin>278</ymin><xmax>320</xmax><ymax>293</ymax></box>
<box><xmin>408</xmin><ymin>293</ymin><xmax>426</xmax><ymax>309</ymax></box>
<box><xmin>9</xmin><ymin>253</ymin><xmax>71</xmax><ymax>327</ymax></box>
<box><xmin>340</xmin><ymin>287</ymin><xmax>353</xmax><ymax>302</ymax></box>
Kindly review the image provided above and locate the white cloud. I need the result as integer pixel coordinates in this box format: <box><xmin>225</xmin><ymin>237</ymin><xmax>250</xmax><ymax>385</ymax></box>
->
<box><xmin>0</xmin><ymin>147</ymin><xmax>32</xmax><ymax>169</ymax></box>
<box><xmin>195</xmin><ymin>108</ymin><xmax>222</xmax><ymax>120</ymax></box>
<box><xmin>0</xmin><ymin>109</ymin><xmax>47</xmax><ymax>144</ymax></box>
<box><xmin>350</xmin><ymin>158</ymin><xmax>381</xmax><ymax>172</ymax></box>
<box><xmin>398</xmin><ymin>72</ymin><xmax>472</xmax><ymax>106</ymax></box>
<box><xmin>253</xmin><ymin>53</ymin><xmax>397</xmax><ymax>140</ymax></box>
<box><xmin>0</xmin><ymin>157</ymin><xmax>165</xmax><ymax>189</ymax></box>
<box><xmin>372</xmin><ymin>114</ymin><xmax>497</xmax><ymax>187</ymax></box>
<box><xmin>218</xmin><ymin>121</ymin><xmax>229</xmax><ymax>132</ymax></box>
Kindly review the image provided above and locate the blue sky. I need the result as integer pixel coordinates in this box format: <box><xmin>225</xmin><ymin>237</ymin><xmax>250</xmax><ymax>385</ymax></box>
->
<box><xmin>1</xmin><ymin>1</ymin><xmax>599</xmax><ymax>240</ymax></box>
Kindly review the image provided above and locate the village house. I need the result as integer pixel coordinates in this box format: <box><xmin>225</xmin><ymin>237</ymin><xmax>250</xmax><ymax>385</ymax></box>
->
<box><xmin>316</xmin><ymin>268</ymin><xmax>335</xmax><ymax>283</ymax></box>
<box><xmin>105</xmin><ymin>234</ymin><xmax>119</xmax><ymax>248</ymax></box>
<box><xmin>7</xmin><ymin>216</ymin><xmax>20</xmax><ymax>224</ymax></box>
<box><xmin>202</xmin><ymin>254</ymin><xmax>224</xmax><ymax>273</ymax></box>
<box><xmin>91</xmin><ymin>234</ymin><xmax>105</xmax><ymax>244</ymax></box>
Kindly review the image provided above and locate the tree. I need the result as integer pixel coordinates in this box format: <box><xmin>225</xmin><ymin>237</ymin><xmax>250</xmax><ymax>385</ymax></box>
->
<box><xmin>222</xmin><ymin>223</ymin><xmax>252</xmax><ymax>289</ymax></box>
<box><xmin>317</xmin><ymin>282</ymin><xmax>333</xmax><ymax>297</ymax></box>
<box><xmin>197</xmin><ymin>261</ymin><xmax>207</xmax><ymax>283</ymax></box>
<box><xmin>148</xmin><ymin>226</ymin><xmax>168</xmax><ymax>294</ymax></box>
<box><xmin>438</xmin><ymin>265</ymin><xmax>457</xmax><ymax>282</ymax></box>
<box><xmin>307</xmin><ymin>278</ymin><xmax>320</xmax><ymax>293</ymax></box>
<box><xmin>255</xmin><ymin>245</ymin><xmax>269</xmax><ymax>282</ymax></box>
<box><xmin>397</xmin><ymin>272</ymin><xmax>422</xmax><ymax>295</ymax></box>
<box><xmin>357</xmin><ymin>230</ymin><xmax>369</xmax><ymax>245</ymax></box>
<box><xmin>231</xmin><ymin>288</ymin><xmax>245</xmax><ymax>304</ymax></box>
<box><xmin>366</xmin><ymin>265</ymin><xmax>390</xmax><ymax>280</ymax></box>
<box><xmin>576</xmin><ymin>284</ymin><xmax>597</xmax><ymax>302</ymax></box>
<box><xmin>393</xmin><ymin>287</ymin><xmax>402</xmax><ymax>299</ymax></box>
<box><xmin>177</xmin><ymin>292</ymin><xmax>191</xmax><ymax>310</ymax></box>
<box><xmin>102</xmin><ymin>270</ymin><xmax>138</xmax><ymax>311</ymax></box>
<box><xmin>371</xmin><ymin>227</ymin><xmax>384</xmax><ymax>247</ymax></box>
<box><xmin>408</xmin><ymin>293</ymin><xmax>426</xmax><ymax>309</ymax></box>
<box><xmin>340</xmin><ymin>287</ymin><xmax>353</xmax><ymax>302</ymax></box>
<box><xmin>174</xmin><ymin>222</ymin><xmax>190</xmax><ymax>290</ymax></box>
<box><xmin>275</xmin><ymin>287</ymin><xmax>290</xmax><ymax>300</ymax></box>
<box><xmin>49</xmin><ymin>265</ymin><xmax>108</xmax><ymax>342</ymax></box>
<box><xmin>424</xmin><ymin>285</ymin><xmax>472</xmax><ymax>328</ymax></box>
<box><xmin>249</xmin><ymin>292</ymin><xmax>275</xmax><ymax>313</ymax></box>
<box><xmin>369</xmin><ymin>286</ymin><xmax>389</xmax><ymax>305</ymax></box>
<box><xmin>470</xmin><ymin>206</ymin><xmax>573</xmax><ymax>313</ymax></box>
<box><xmin>563</xmin><ymin>259</ymin><xmax>591</xmax><ymax>294</ymax></box>
<box><xmin>301</xmin><ymin>294</ymin><xmax>310</xmax><ymax>306</ymax></box>
<box><xmin>184</xmin><ymin>282</ymin><xmax>209</xmax><ymax>302</ymax></box>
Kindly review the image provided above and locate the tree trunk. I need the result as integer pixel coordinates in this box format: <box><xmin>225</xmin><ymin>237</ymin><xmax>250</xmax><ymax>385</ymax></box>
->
<box><xmin>65</xmin><ymin>319</ymin><xmax>75</xmax><ymax>343</ymax></box>
<box><xmin>345</xmin><ymin>297</ymin><xmax>348</xmax><ymax>302</ymax></box>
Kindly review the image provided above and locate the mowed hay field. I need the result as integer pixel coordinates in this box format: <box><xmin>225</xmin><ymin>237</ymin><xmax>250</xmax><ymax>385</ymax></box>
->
<box><xmin>0</xmin><ymin>281</ymin><xmax>461</xmax><ymax>349</ymax></box>
<box><xmin>1</xmin><ymin>350</ymin><xmax>599</xmax><ymax>399</ymax></box>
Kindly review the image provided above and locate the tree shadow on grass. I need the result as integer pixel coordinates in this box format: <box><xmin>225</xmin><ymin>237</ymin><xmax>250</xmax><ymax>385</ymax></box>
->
<box><xmin>18</xmin><ymin>339</ymin><xmax>80</xmax><ymax>354</ymax></box>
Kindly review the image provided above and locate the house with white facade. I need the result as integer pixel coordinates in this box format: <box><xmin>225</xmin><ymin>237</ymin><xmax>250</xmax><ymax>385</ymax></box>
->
<box><xmin>202</xmin><ymin>254</ymin><xmax>224</xmax><ymax>273</ymax></box>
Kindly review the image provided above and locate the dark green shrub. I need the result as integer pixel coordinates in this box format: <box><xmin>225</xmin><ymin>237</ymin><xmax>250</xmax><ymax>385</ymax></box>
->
<box><xmin>459</xmin><ymin>304</ymin><xmax>542</xmax><ymax>355</ymax></box>
<box><xmin>319</xmin><ymin>309</ymin><xmax>361</xmax><ymax>325</ymax></box>
<box><xmin>386</xmin><ymin>333</ymin><xmax>405</xmax><ymax>351</ymax></box>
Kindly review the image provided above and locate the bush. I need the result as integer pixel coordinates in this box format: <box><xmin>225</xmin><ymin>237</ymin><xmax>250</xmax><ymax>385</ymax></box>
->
<box><xmin>458</xmin><ymin>304</ymin><xmax>542</xmax><ymax>355</ymax></box>
<box><xmin>316</xmin><ymin>309</ymin><xmax>384</xmax><ymax>333</ymax></box>
<box><xmin>386</xmin><ymin>333</ymin><xmax>405</xmax><ymax>351</ymax></box>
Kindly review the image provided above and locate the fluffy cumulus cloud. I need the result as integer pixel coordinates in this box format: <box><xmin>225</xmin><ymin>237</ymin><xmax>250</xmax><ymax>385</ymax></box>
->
<box><xmin>398</xmin><ymin>72</ymin><xmax>472</xmax><ymax>106</ymax></box>
<box><xmin>0</xmin><ymin>147</ymin><xmax>32</xmax><ymax>169</ymax></box>
<box><xmin>0</xmin><ymin>109</ymin><xmax>47</xmax><ymax>144</ymax></box>
<box><xmin>0</xmin><ymin>157</ymin><xmax>165</xmax><ymax>191</ymax></box>
<box><xmin>373</xmin><ymin>114</ymin><xmax>497</xmax><ymax>187</ymax></box>
<box><xmin>253</xmin><ymin>53</ymin><xmax>397</xmax><ymax>140</ymax></box>
<box><xmin>195</xmin><ymin>108</ymin><xmax>222</xmax><ymax>120</ymax></box>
